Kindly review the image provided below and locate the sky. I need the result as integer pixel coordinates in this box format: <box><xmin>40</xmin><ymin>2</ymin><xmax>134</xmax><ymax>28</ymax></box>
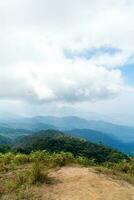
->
<box><xmin>0</xmin><ymin>0</ymin><xmax>134</xmax><ymax>124</ymax></box>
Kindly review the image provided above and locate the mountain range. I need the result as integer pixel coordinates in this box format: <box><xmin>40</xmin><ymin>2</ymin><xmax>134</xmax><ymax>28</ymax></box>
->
<box><xmin>0</xmin><ymin>112</ymin><xmax>134</xmax><ymax>155</ymax></box>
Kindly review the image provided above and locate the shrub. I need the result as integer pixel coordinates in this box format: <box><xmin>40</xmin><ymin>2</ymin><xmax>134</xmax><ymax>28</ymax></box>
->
<box><xmin>52</xmin><ymin>152</ymin><xmax>75</xmax><ymax>167</ymax></box>
<box><xmin>15</xmin><ymin>171</ymin><xmax>29</xmax><ymax>185</ymax></box>
<box><xmin>30</xmin><ymin>150</ymin><xmax>54</xmax><ymax>168</ymax></box>
<box><xmin>13</xmin><ymin>154</ymin><xmax>30</xmax><ymax>165</ymax></box>
<box><xmin>113</xmin><ymin>161</ymin><xmax>134</xmax><ymax>175</ymax></box>
<box><xmin>0</xmin><ymin>162</ymin><xmax>8</xmax><ymax>172</ymax></box>
<box><xmin>76</xmin><ymin>156</ymin><xmax>95</xmax><ymax>166</ymax></box>
<box><xmin>29</xmin><ymin>161</ymin><xmax>48</xmax><ymax>184</ymax></box>
<box><xmin>109</xmin><ymin>152</ymin><xmax>127</xmax><ymax>163</ymax></box>
<box><xmin>2</xmin><ymin>152</ymin><xmax>15</xmax><ymax>165</ymax></box>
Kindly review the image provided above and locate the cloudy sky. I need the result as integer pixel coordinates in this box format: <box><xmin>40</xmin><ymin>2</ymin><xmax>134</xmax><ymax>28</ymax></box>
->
<box><xmin>0</xmin><ymin>0</ymin><xmax>134</xmax><ymax>123</ymax></box>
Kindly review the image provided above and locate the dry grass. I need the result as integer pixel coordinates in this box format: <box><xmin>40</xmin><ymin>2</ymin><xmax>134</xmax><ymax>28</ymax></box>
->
<box><xmin>0</xmin><ymin>152</ymin><xmax>134</xmax><ymax>199</ymax></box>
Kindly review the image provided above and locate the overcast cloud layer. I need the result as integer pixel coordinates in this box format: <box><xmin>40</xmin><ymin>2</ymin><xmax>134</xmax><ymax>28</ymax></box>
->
<box><xmin>0</xmin><ymin>0</ymin><xmax>134</xmax><ymax>117</ymax></box>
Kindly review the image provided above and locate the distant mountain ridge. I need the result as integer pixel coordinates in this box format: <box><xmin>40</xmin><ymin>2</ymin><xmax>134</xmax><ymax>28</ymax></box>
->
<box><xmin>0</xmin><ymin>113</ymin><xmax>134</xmax><ymax>155</ymax></box>
<box><xmin>65</xmin><ymin>129</ymin><xmax>134</xmax><ymax>155</ymax></box>
<box><xmin>1</xmin><ymin>112</ymin><xmax>134</xmax><ymax>141</ymax></box>
<box><xmin>0</xmin><ymin>135</ymin><xmax>11</xmax><ymax>145</ymax></box>
<box><xmin>31</xmin><ymin>116</ymin><xmax>134</xmax><ymax>142</ymax></box>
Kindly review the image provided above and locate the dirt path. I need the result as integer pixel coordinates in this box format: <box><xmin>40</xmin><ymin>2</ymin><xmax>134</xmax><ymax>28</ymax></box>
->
<box><xmin>39</xmin><ymin>166</ymin><xmax>134</xmax><ymax>200</ymax></box>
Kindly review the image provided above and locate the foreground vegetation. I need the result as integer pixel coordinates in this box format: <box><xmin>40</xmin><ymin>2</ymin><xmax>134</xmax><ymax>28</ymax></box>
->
<box><xmin>0</xmin><ymin>130</ymin><xmax>133</xmax><ymax>199</ymax></box>
<box><xmin>0</xmin><ymin>150</ymin><xmax>134</xmax><ymax>199</ymax></box>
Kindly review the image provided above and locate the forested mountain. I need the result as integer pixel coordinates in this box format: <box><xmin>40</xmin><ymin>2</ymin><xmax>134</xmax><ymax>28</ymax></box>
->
<box><xmin>66</xmin><ymin>129</ymin><xmax>122</xmax><ymax>148</ymax></box>
<box><xmin>8</xmin><ymin>115</ymin><xmax>134</xmax><ymax>142</ymax></box>
<box><xmin>0</xmin><ymin>125</ymin><xmax>32</xmax><ymax>138</ymax></box>
<box><xmin>0</xmin><ymin>114</ymin><xmax>134</xmax><ymax>155</ymax></box>
<box><xmin>66</xmin><ymin>129</ymin><xmax>134</xmax><ymax>155</ymax></box>
<box><xmin>0</xmin><ymin>135</ymin><xmax>11</xmax><ymax>145</ymax></box>
<box><xmin>26</xmin><ymin>116</ymin><xmax>134</xmax><ymax>142</ymax></box>
<box><xmin>1</xmin><ymin>114</ymin><xmax>134</xmax><ymax>141</ymax></box>
<box><xmin>14</xmin><ymin>130</ymin><xmax>128</xmax><ymax>163</ymax></box>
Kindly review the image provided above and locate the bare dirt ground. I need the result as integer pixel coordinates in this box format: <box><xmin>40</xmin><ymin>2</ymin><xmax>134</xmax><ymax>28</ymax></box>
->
<box><xmin>36</xmin><ymin>166</ymin><xmax>134</xmax><ymax>200</ymax></box>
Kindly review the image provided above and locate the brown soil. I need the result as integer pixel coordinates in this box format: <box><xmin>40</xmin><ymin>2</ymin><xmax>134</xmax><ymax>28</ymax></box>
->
<box><xmin>37</xmin><ymin>166</ymin><xmax>134</xmax><ymax>200</ymax></box>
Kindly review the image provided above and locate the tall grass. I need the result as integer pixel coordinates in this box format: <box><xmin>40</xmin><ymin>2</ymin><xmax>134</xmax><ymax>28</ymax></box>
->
<box><xmin>29</xmin><ymin>161</ymin><xmax>49</xmax><ymax>184</ymax></box>
<box><xmin>0</xmin><ymin>150</ymin><xmax>133</xmax><ymax>198</ymax></box>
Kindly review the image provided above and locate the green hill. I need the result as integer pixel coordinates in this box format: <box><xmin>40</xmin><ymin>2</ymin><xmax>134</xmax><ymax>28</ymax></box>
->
<box><xmin>0</xmin><ymin>135</ymin><xmax>11</xmax><ymax>145</ymax></box>
<box><xmin>14</xmin><ymin>130</ymin><xmax>128</xmax><ymax>163</ymax></box>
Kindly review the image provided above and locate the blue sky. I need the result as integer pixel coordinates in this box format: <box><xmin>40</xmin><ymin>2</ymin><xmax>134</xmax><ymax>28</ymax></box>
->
<box><xmin>121</xmin><ymin>65</ymin><xmax>134</xmax><ymax>86</ymax></box>
<box><xmin>65</xmin><ymin>47</ymin><xmax>134</xmax><ymax>87</ymax></box>
<box><xmin>64</xmin><ymin>47</ymin><xmax>121</xmax><ymax>60</ymax></box>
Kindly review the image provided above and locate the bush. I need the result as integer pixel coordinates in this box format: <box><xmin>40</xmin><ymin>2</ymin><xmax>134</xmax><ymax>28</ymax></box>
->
<box><xmin>13</xmin><ymin>154</ymin><xmax>30</xmax><ymax>165</ymax></box>
<box><xmin>76</xmin><ymin>156</ymin><xmax>95</xmax><ymax>166</ymax></box>
<box><xmin>29</xmin><ymin>161</ymin><xmax>48</xmax><ymax>184</ymax></box>
<box><xmin>52</xmin><ymin>152</ymin><xmax>75</xmax><ymax>167</ymax></box>
<box><xmin>2</xmin><ymin>152</ymin><xmax>15</xmax><ymax>165</ymax></box>
<box><xmin>30</xmin><ymin>150</ymin><xmax>54</xmax><ymax>168</ymax></box>
<box><xmin>109</xmin><ymin>152</ymin><xmax>127</xmax><ymax>163</ymax></box>
<box><xmin>113</xmin><ymin>161</ymin><xmax>134</xmax><ymax>175</ymax></box>
<box><xmin>15</xmin><ymin>171</ymin><xmax>29</xmax><ymax>185</ymax></box>
<box><xmin>0</xmin><ymin>162</ymin><xmax>8</xmax><ymax>172</ymax></box>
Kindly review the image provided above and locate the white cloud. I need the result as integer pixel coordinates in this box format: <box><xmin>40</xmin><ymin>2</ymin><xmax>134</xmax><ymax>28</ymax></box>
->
<box><xmin>0</xmin><ymin>58</ymin><xmax>123</xmax><ymax>103</ymax></box>
<box><xmin>0</xmin><ymin>0</ymin><xmax>134</xmax><ymax>105</ymax></box>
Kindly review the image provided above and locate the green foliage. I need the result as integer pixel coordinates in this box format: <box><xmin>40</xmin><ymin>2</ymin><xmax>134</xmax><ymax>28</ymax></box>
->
<box><xmin>111</xmin><ymin>161</ymin><xmax>134</xmax><ymax>175</ymax></box>
<box><xmin>0</xmin><ymin>135</ymin><xmax>11</xmax><ymax>145</ymax></box>
<box><xmin>0</xmin><ymin>129</ymin><xmax>132</xmax><ymax>199</ymax></box>
<box><xmin>0</xmin><ymin>144</ymin><xmax>11</xmax><ymax>153</ymax></box>
<box><xmin>13</xmin><ymin>153</ymin><xmax>30</xmax><ymax>165</ymax></box>
<box><xmin>1</xmin><ymin>152</ymin><xmax>15</xmax><ymax>165</ymax></box>
<box><xmin>52</xmin><ymin>152</ymin><xmax>75</xmax><ymax>167</ymax></box>
<box><xmin>0</xmin><ymin>150</ymin><xmax>133</xmax><ymax>199</ymax></box>
<box><xmin>0</xmin><ymin>162</ymin><xmax>8</xmax><ymax>172</ymax></box>
<box><xmin>14</xmin><ymin>130</ymin><xmax>128</xmax><ymax>163</ymax></box>
<box><xmin>29</xmin><ymin>161</ymin><xmax>48</xmax><ymax>184</ymax></box>
<box><xmin>30</xmin><ymin>151</ymin><xmax>75</xmax><ymax>167</ymax></box>
<box><xmin>15</xmin><ymin>171</ymin><xmax>29</xmax><ymax>185</ymax></box>
<box><xmin>30</xmin><ymin>150</ymin><xmax>51</xmax><ymax>163</ymax></box>
<box><xmin>97</xmin><ymin>159</ymin><xmax>134</xmax><ymax>184</ymax></box>
<box><xmin>76</xmin><ymin>156</ymin><xmax>96</xmax><ymax>166</ymax></box>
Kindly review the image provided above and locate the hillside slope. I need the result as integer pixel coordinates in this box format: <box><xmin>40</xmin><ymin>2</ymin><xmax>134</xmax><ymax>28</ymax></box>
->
<box><xmin>32</xmin><ymin>116</ymin><xmax>134</xmax><ymax>142</ymax></box>
<box><xmin>1</xmin><ymin>114</ymin><xmax>134</xmax><ymax>154</ymax></box>
<box><xmin>2</xmin><ymin>115</ymin><xmax>134</xmax><ymax>142</ymax></box>
<box><xmin>66</xmin><ymin>129</ymin><xmax>134</xmax><ymax>155</ymax></box>
<box><xmin>0</xmin><ymin>135</ymin><xmax>10</xmax><ymax>144</ymax></box>
<box><xmin>14</xmin><ymin>130</ymin><xmax>128</xmax><ymax>163</ymax></box>
<box><xmin>66</xmin><ymin>128</ymin><xmax>121</xmax><ymax>147</ymax></box>
<box><xmin>32</xmin><ymin>166</ymin><xmax>134</xmax><ymax>200</ymax></box>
